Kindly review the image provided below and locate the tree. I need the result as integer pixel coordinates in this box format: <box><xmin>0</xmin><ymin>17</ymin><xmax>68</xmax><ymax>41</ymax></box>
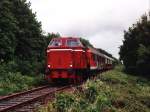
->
<box><xmin>45</xmin><ymin>33</ymin><xmax>60</xmax><ymax>46</ymax></box>
<box><xmin>0</xmin><ymin>0</ymin><xmax>47</xmax><ymax>75</ymax></box>
<box><xmin>0</xmin><ymin>0</ymin><xmax>18</xmax><ymax>62</ymax></box>
<box><xmin>12</xmin><ymin>0</ymin><xmax>46</xmax><ymax>61</ymax></box>
<box><xmin>80</xmin><ymin>37</ymin><xmax>93</xmax><ymax>47</ymax></box>
<box><xmin>0</xmin><ymin>0</ymin><xmax>46</xmax><ymax>62</ymax></box>
<box><xmin>119</xmin><ymin>14</ymin><xmax>150</xmax><ymax>76</ymax></box>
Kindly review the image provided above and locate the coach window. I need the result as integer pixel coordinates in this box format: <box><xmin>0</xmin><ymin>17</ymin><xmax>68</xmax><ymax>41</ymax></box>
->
<box><xmin>110</xmin><ymin>60</ymin><xmax>112</xmax><ymax>64</ymax></box>
<box><xmin>106</xmin><ymin>59</ymin><xmax>108</xmax><ymax>64</ymax></box>
<box><xmin>95</xmin><ymin>55</ymin><xmax>98</xmax><ymax>62</ymax></box>
<box><xmin>92</xmin><ymin>54</ymin><xmax>95</xmax><ymax>61</ymax></box>
<box><xmin>100</xmin><ymin>57</ymin><xmax>102</xmax><ymax>63</ymax></box>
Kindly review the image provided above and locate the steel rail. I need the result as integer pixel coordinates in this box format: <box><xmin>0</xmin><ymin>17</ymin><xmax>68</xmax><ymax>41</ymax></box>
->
<box><xmin>0</xmin><ymin>85</ymin><xmax>49</xmax><ymax>101</ymax></box>
<box><xmin>0</xmin><ymin>85</ymin><xmax>71</xmax><ymax>112</ymax></box>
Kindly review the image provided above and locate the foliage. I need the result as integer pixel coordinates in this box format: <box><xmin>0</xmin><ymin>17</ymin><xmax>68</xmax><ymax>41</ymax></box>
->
<box><xmin>0</xmin><ymin>70</ymin><xmax>44</xmax><ymax>95</ymax></box>
<box><xmin>45</xmin><ymin>33</ymin><xmax>60</xmax><ymax>46</ymax></box>
<box><xmin>0</xmin><ymin>0</ymin><xmax>46</xmax><ymax>95</ymax></box>
<box><xmin>80</xmin><ymin>37</ymin><xmax>93</xmax><ymax>47</ymax></box>
<box><xmin>0</xmin><ymin>0</ymin><xmax>50</xmax><ymax>77</ymax></box>
<box><xmin>119</xmin><ymin>14</ymin><xmax>150</xmax><ymax>76</ymax></box>
<box><xmin>54</xmin><ymin>93</ymin><xmax>75</xmax><ymax>112</ymax></box>
<box><xmin>0</xmin><ymin>0</ymin><xmax>46</xmax><ymax>62</ymax></box>
<box><xmin>0</xmin><ymin>0</ymin><xmax>18</xmax><ymax>61</ymax></box>
<box><xmin>84</xmin><ymin>81</ymin><xmax>98</xmax><ymax>103</ymax></box>
<box><xmin>0</xmin><ymin>57</ymin><xmax>45</xmax><ymax>95</ymax></box>
<box><xmin>38</xmin><ymin>65</ymin><xmax>150</xmax><ymax>112</ymax></box>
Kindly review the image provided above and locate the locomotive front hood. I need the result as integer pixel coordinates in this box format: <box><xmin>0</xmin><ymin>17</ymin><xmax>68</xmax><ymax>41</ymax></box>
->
<box><xmin>47</xmin><ymin>48</ymin><xmax>73</xmax><ymax>69</ymax></box>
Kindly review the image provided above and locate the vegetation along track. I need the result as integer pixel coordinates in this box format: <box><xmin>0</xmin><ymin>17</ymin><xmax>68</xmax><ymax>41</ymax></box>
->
<box><xmin>0</xmin><ymin>85</ymin><xmax>72</xmax><ymax>112</ymax></box>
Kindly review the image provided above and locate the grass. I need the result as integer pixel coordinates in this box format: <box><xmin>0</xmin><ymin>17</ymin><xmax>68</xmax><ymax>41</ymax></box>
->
<box><xmin>0</xmin><ymin>72</ymin><xmax>45</xmax><ymax>95</ymax></box>
<box><xmin>0</xmin><ymin>61</ymin><xmax>45</xmax><ymax>96</ymax></box>
<box><xmin>37</xmin><ymin>65</ymin><xmax>150</xmax><ymax>112</ymax></box>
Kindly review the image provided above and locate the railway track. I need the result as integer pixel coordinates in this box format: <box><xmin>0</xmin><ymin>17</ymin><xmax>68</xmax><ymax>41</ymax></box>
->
<box><xmin>0</xmin><ymin>85</ymin><xmax>72</xmax><ymax>112</ymax></box>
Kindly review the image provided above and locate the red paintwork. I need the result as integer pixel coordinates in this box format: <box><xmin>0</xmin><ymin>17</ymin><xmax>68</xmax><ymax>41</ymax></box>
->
<box><xmin>45</xmin><ymin>37</ymin><xmax>113</xmax><ymax>83</ymax></box>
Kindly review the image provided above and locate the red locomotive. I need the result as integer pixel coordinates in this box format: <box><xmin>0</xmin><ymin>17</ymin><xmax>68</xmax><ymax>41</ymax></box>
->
<box><xmin>45</xmin><ymin>37</ymin><xmax>113</xmax><ymax>83</ymax></box>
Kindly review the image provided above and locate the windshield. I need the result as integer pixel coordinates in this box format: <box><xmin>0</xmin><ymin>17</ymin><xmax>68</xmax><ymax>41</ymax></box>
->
<box><xmin>49</xmin><ymin>39</ymin><xmax>62</xmax><ymax>47</ymax></box>
<box><xmin>66</xmin><ymin>39</ymin><xmax>82</xmax><ymax>47</ymax></box>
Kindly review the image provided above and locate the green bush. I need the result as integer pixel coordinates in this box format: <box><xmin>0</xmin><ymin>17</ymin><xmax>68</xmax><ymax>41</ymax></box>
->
<box><xmin>0</xmin><ymin>65</ymin><xmax>44</xmax><ymax>95</ymax></box>
<box><xmin>17</xmin><ymin>60</ymin><xmax>45</xmax><ymax>75</ymax></box>
<box><xmin>54</xmin><ymin>93</ymin><xmax>75</xmax><ymax>112</ymax></box>
<box><xmin>84</xmin><ymin>81</ymin><xmax>98</xmax><ymax>103</ymax></box>
<box><xmin>96</xmin><ymin>93</ymin><xmax>111</xmax><ymax>111</ymax></box>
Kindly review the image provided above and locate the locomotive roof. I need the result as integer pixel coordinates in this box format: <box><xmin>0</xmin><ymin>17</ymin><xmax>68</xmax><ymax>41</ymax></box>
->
<box><xmin>88</xmin><ymin>46</ymin><xmax>105</xmax><ymax>57</ymax></box>
<box><xmin>88</xmin><ymin>46</ymin><xmax>114</xmax><ymax>61</ymax></box>
<box><xmin>53</xmin><ymin>37</ymin><xmax>79</xmax><ymax>40</ymax></box>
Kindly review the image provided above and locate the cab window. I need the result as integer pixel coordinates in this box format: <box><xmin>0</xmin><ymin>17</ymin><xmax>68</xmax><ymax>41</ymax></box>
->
<box><xmin>49</xmin><ymin>39</ymin><xmax>62</xmax><ymax>47</ymax></box>
<box><xmin>66</xmin><ymin>39</ymin><xmax>82</xmax><ymax>47</ymax></box>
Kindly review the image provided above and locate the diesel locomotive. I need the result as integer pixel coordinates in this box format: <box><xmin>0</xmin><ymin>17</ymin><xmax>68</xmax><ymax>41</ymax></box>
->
<box><xmin>45</xmin><ymin>37</ymin><xmax>113</xmax><ymax>83</ymax></box>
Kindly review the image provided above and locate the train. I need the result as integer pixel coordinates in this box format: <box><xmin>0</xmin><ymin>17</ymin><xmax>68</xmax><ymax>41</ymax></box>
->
<box><xmin>45</xmin><ymin>37</ymin><xmax>114</xmax><ymax>83</ymax></box>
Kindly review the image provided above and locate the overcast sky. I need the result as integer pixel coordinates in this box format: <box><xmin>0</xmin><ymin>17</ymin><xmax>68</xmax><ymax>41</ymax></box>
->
<box><xmin>27</xmin><ymin>0</ymin><xmax>149</xmax><ymax>58</ymax></box>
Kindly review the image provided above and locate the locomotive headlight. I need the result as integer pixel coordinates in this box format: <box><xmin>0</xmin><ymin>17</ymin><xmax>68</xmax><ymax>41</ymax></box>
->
<box><xmin>70</xmin><ymin>64</ymin><xmax>73</xmax><ymax>67</ymax></box>
<box><xmin>48</xmin><ymin>65</ymin><xmax>51</xmax><ymax>68</ymax></box>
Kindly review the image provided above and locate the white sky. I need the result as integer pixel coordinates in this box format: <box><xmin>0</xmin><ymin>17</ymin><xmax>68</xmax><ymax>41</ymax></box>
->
<box><xmin>27</xmin><ymin>0</ymin><xmax>149</xmax><ymax>58</ymax></box>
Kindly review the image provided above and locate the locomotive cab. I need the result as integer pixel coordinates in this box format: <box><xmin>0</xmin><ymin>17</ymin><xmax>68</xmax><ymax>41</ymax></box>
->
<box><xmin>46</xmin><ymin>37</ymin><xmax>88</xmax><ymax>83</ymax></box>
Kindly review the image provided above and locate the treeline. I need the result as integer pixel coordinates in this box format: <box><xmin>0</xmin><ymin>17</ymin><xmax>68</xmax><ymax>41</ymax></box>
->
<box><xmin>119</xmin><ymin>14</ymin><xmax>150</xmax><ymax>77</ymax></box>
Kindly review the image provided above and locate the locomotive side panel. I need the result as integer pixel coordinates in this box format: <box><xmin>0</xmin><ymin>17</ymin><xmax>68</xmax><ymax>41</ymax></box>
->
<box><xmin>72</xmin><ymin>49</ymin><xmax>87</xmax><ymax>69</ymax></box>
